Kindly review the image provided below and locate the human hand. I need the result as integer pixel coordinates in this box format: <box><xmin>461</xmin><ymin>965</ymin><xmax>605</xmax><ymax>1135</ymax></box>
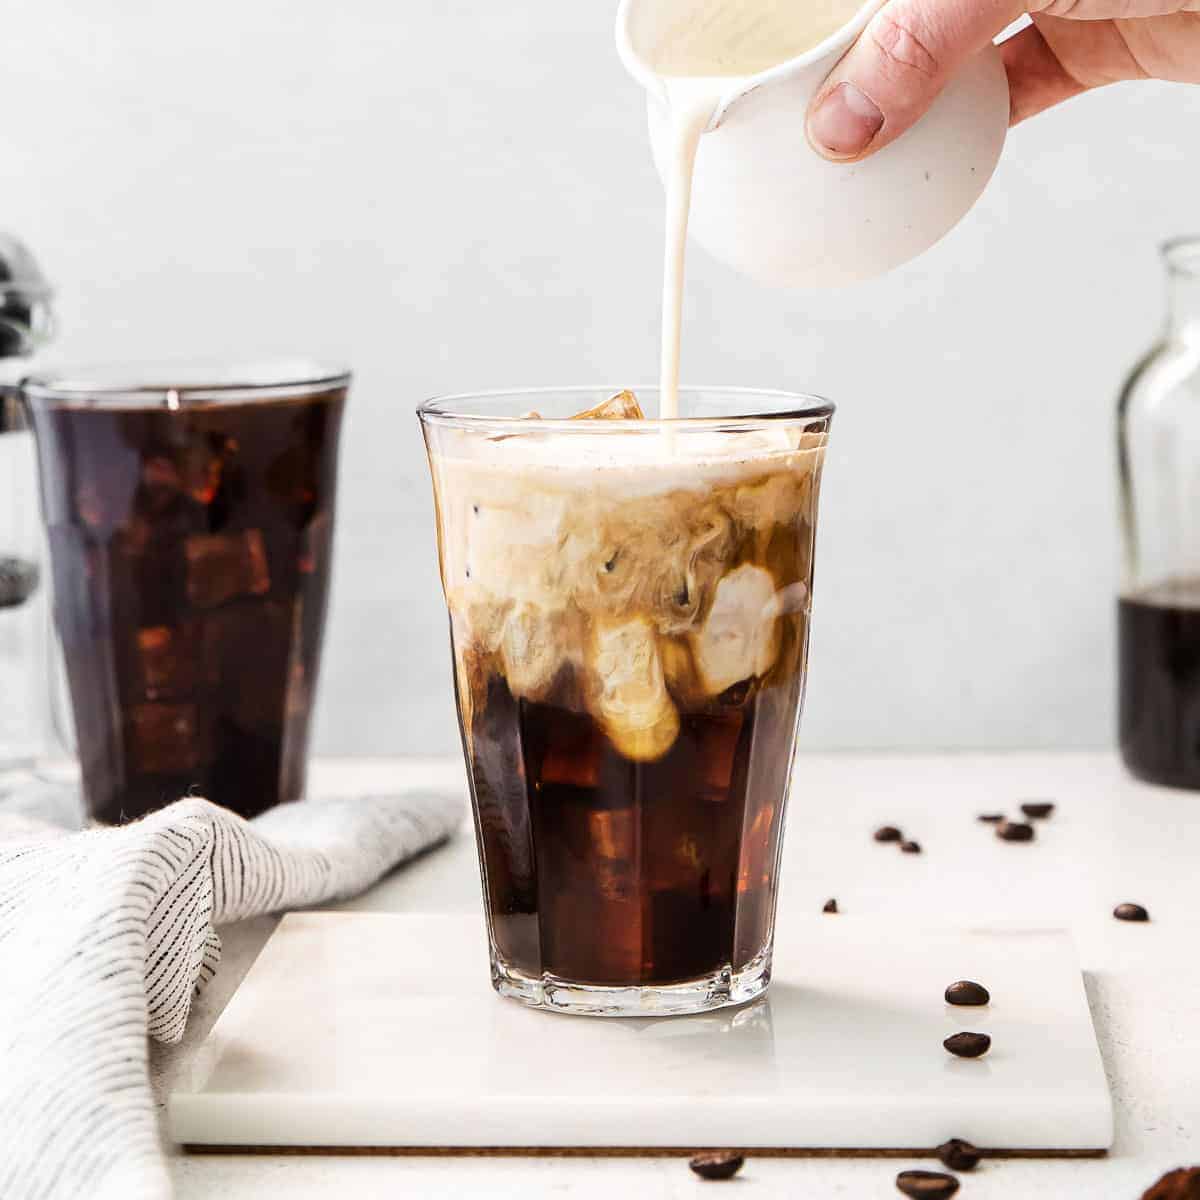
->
<box><xmin>806</xmin><ymin>0</ymin><xmax>1200</xmax><ymax>160</ymax></box>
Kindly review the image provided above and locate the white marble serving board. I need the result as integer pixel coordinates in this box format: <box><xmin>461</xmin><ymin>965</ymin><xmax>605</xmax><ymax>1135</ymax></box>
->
<box><xmin>168</xmin><ymin>912</ymin><xmax>1113</xmax><ymax>1152</ymax></box>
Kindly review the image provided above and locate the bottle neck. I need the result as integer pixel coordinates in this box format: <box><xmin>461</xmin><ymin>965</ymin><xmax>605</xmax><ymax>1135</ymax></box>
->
<box><xmin>1164</xmin><ymin>239</ymin><xmax>1200</xmax><ymax>343</ymax></box>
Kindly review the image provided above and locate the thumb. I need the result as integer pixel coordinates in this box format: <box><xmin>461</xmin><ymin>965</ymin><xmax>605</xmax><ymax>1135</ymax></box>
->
<box><xmin>806</xmin><ymin>0</ymin><xmax>1024</xmax><ymax>162</ymax></box>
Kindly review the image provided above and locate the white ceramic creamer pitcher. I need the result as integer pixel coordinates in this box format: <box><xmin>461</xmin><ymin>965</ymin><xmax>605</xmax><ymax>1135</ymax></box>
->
<box><xmin>617</xmin><ymin>0</ymin><xmax>1010</xmax><ymax>288</ymax></box>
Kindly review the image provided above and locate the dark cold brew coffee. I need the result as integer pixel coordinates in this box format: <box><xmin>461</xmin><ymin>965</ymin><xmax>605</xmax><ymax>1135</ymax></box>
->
<box><xmin>1119</xmin><ymin>580</ymin><xmax>1200</xmax><ymax>789</ymax></box>
<box><xmin>468</xmin><ymin>657</ymin><xmax>804</xmax><ymax>988</ymax></box>
<box><xmin>29</xmin><ymin>379</ymin><xmax>345</xmax><ymax>822</ymax></box>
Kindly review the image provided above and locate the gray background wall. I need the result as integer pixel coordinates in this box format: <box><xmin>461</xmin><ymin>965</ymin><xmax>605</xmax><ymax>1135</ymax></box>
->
<box><xmin>8</xmin><ymin>1</ymin><xmax>1200</xmax><ymax>756</ymax></box>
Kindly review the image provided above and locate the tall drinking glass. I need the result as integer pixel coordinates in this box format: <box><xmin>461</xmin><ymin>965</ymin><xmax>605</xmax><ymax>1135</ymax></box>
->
<box><xmin>25</xmin><ymin>362</ymin><xmax>349</xmax><ymax>823</ymax></box>
<box><xmin>419</xmin><ymin>387</ymin><xmax>831</xmax><ymax>1015</ymax></box>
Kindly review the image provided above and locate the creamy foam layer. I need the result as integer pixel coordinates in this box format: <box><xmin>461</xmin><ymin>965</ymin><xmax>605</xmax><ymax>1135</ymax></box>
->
<box><xmin>428</xmin><ymin>427</ymin><xmax>824</xmax><ymax>761</ymax></box>
<box><xmin>429</xmin><ymin>425</ymin><xmax>826</xmax><ymax>493</ymax></box>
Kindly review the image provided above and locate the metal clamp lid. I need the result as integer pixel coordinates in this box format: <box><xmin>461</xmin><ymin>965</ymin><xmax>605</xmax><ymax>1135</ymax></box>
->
<box><xmin>0</xmin><ymin>233</ymin><xmax>54</xmax><ymax>361</ymax></box>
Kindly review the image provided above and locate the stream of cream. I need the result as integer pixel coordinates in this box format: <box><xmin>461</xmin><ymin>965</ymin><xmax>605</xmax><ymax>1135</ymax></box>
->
<box><xmin>648</xmin><ymin>0</ymin><xmax>864</xmax><ymax>418</ymax></box>
<box><xmin>658</xmin><ymin>82</ymin><xmax>722</xmax><ymax>420</ymax></box>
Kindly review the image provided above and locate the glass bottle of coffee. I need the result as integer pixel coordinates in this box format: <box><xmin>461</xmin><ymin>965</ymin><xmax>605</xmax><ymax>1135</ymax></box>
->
<box><xmin>1117</xmin><ymin>236</ymin><xmax>1200</xmax><ymax>788</ymax></box>
<box><xmin>0</xmin><ymin>234</ymin><xmax>54</xmax><ymax>770</ymax></box>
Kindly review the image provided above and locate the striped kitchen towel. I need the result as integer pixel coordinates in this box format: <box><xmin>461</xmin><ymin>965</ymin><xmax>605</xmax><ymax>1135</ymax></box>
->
<box><xmin>0</xmin><ymin>785</ymin><xmax>462</xmax><ymax>1200</ymax></box>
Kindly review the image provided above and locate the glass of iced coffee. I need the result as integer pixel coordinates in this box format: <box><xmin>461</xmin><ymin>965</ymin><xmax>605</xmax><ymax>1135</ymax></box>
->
<box><xmin>24</xmin><ymin>362</ymin><xmax>348</xmax><ymax>823</ymax></box>
<box><xmin>420</xmin><ymin>386</ymin><xmax>831</xmax><ymax>1015</ymax></box>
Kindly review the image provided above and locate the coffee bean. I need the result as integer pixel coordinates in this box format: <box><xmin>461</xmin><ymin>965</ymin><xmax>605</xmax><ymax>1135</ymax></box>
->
<box><xmin>874</xmin><ymin>825</ymin><xmax>903</xmax><ymax>842</ymax></box>
<box><xmin>900</xmin><ymin>840</ymin><xmax>922</xmax><ymax>854</ymax></box>
<box><xmin>1020</xmin><ymin>801</ymin><xmax>1055</xmax><ymax>819</ymax></box>
<box><xmin>936</xmin><ymin>1138</ymin><xmax>982</xmax><ymax>1171</ymax></box>
<box><xmin>896</xmin><ymin>1169</ymin><xmax>960</xmax><ymax>1198</ymax></box>
<box><xmin>944</xmin><ymin>980</ymin><xmax>990</xmax><ymax>1007</ymax></box>
<box><xmin>1114</xmin><ymin>902</ymin><xmax>1150</xmax><ymax>923</ymax></box>
<box><xmin>977</xmin><ymin>813</ymin><xmax>1004</xmax><ymax>823</ymax></box>
<box><xmin>944</xmin><ymin>1032</ymin><xmax>991</xmax><ymax>1058</ymax></box>
<box><xmin>996</xmin><ymin>820</ymin><xmax>1034</xmax><ymax>842</ymax></box>
<box><xmin>688</xmin><ymin>1151</ymin><xmax>745</xmax><ymax>1181</ymax></box>
<box><xmin>822</xmin><ymin>898</ymin><xmax>838</xmax><ymax>914</ymax></box>
<box><xmin>1139</xmin><ymin>1166</ymin><xmax>1200</xmax><ymax>1199</ymax></box>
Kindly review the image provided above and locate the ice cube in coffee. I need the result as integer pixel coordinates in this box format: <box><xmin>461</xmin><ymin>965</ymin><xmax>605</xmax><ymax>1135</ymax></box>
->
<box><xmin>26</xmin><ymin>365</ymin><xmax>348</xmax><ymax>823</ymax></box>
<box><xmin>420</xmin><ymin>387</ymin><xmax>831</xmax><ymax>1015</ymax></box>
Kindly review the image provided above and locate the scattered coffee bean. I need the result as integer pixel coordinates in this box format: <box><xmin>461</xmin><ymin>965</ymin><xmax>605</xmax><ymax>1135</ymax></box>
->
<box><xmin>944</xmin><ymin>1032</ymin><xmax>991</xmax><ymax>1058</ymax></box>
<box><xmin>996</xmin><ymin>820</ymin><xmax>1034</xmax><ymax>842</ymax></box>
<box><xmin>900</xmin><ymin>840</ymin><xmax>922</xmax><ymax>854</ymax></box>
<box><xmin>688</xmin><ymin>1151</ymin><xmax>745</xmax><ymax>1181</ymax></box>
<box><xmin>875</xmin><ymin>825</ymin><xmax>903</xmax><ymax>843</ymax></box>
<box><xmin>977</xmin><ymin>813</ymin><xmax>1004</xmax><ymax>823</ymax></box>
<box><xmin>944</xmin><ymin>980</ymin><xmax>990</xmax><ymax>1007</ymax></box>
<box><xmin>1139</xmin><ymin>1166</ymin><xmax>1200</xmax><ymax>1199</ymax></box>
<box><xmin>1114</xmin><ymin>902</ymin><xmax>1150</xmax><ymax>923</ymax></box>
<box><xmin>822</xmin><ymin>898</ymin><xmax>838</xmax><ymax>914</ymax></box>
<box><xmin>1020</xmin><ymin>801</ymin><xmax>1055</xmax><ymax>819</ymax></box>
<box><xmin>936</xmin><ymin>1138</ymin><xmax>982</xmax><ymax>1171</ymax></box>
<box><xmin>896</xmin><ymin>1169</ymin><xmax>960</xmax><ymax>1198</ymax></box>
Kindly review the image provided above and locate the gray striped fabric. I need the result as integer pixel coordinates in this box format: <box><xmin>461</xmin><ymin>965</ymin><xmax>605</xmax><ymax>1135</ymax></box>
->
<box><xmin>0</xmin><ymin>789</ymin><xmax>462</xmax><ymax>1200</ymax></box>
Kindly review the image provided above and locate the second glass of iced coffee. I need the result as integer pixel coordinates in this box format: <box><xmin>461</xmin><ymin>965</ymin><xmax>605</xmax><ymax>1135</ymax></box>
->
<box><xmin>421</xmin><ymin>386</ymin><xmax>831</xmax><ymax>1016</ymax></box>
<box><xmin>26</xmin><ymin>362</ymin><xmax>348</xmax><ymax>824</ymax></box>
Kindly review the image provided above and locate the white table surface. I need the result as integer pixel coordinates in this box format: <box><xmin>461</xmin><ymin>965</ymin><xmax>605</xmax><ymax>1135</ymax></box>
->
<box><xmin>156</xmin><ymin>752</ymin><xmax>1200</xmax><ymax>1199</ymax></box>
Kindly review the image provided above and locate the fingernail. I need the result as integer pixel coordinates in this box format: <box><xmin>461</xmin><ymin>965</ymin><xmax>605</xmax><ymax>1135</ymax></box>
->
<box><xmin>808</xmin><ymin>83</ymin><xmax>884</xmax><ymax>158</ymax></box>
